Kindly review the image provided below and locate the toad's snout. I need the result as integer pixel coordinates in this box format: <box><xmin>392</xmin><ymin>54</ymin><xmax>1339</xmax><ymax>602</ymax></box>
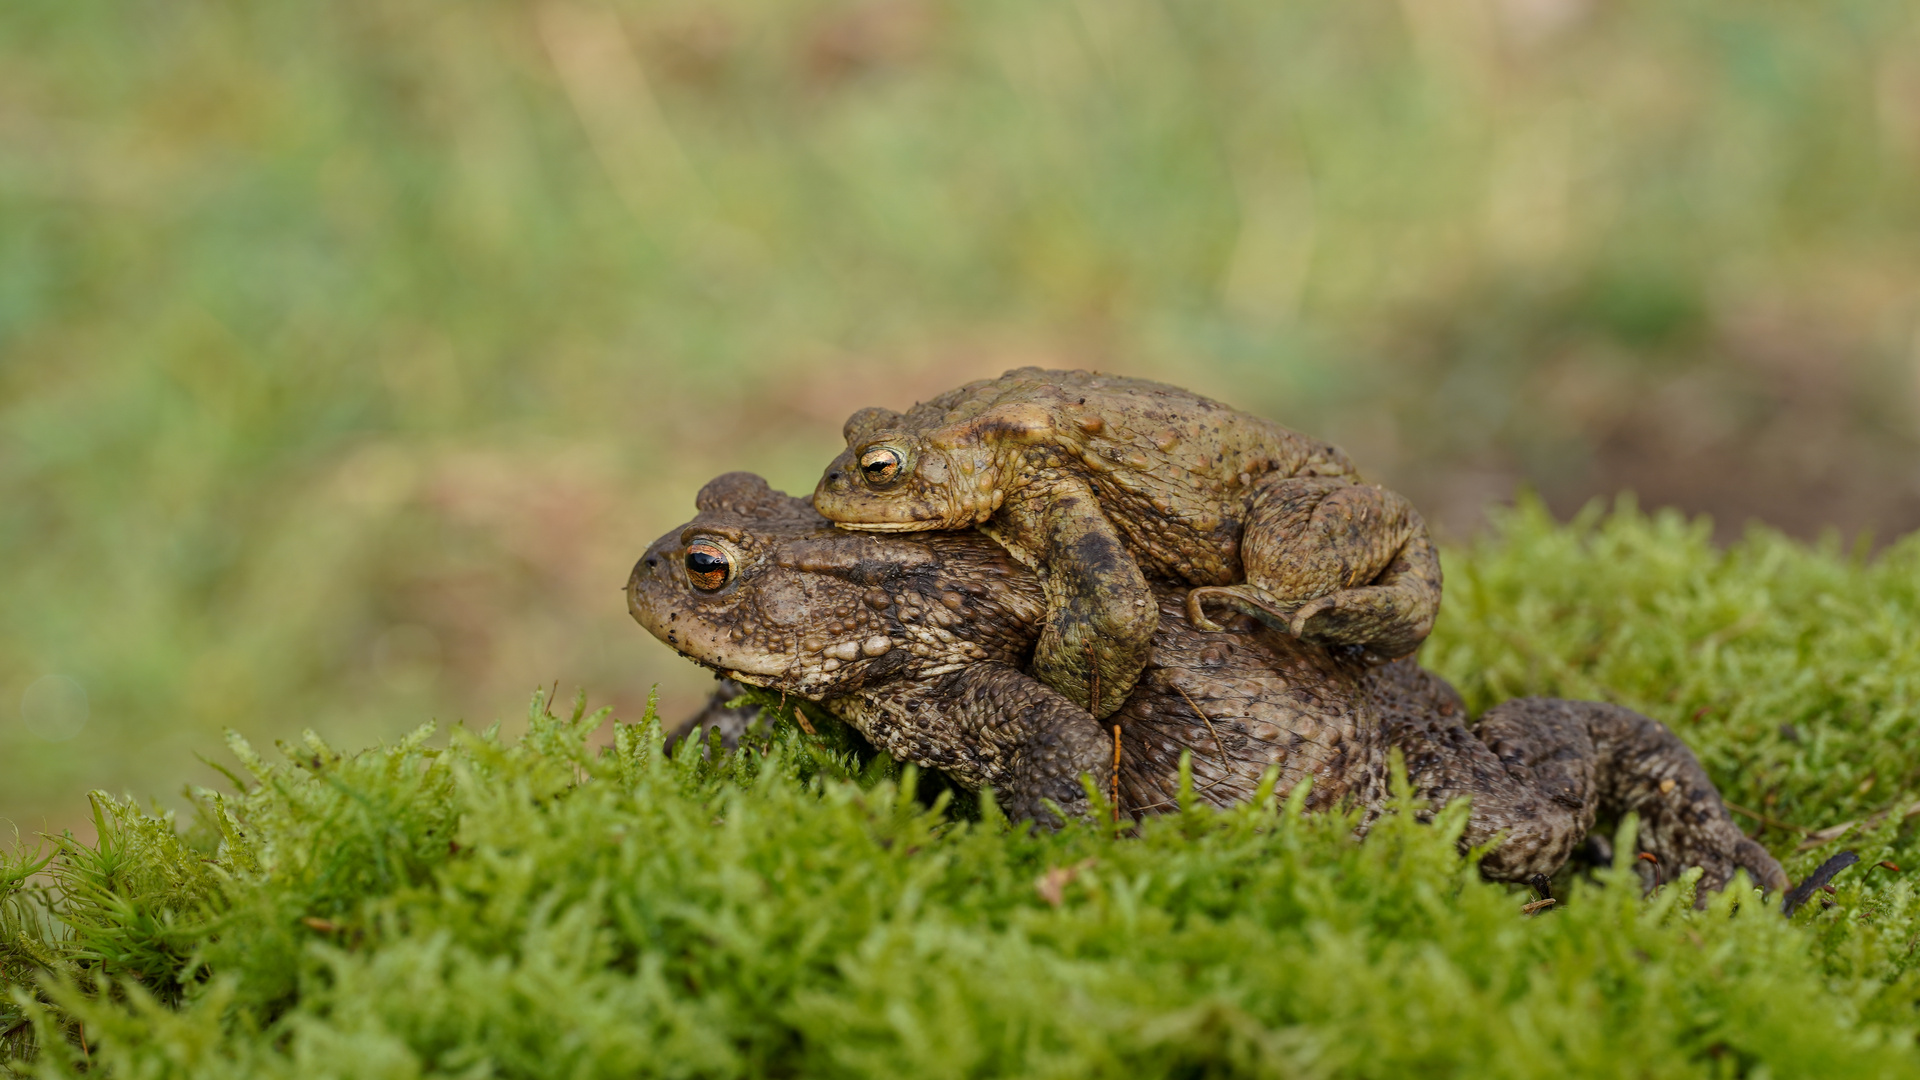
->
<box><xmin>627</xmin><ymin>537</ymin><xmax>679</xmax><ymax>620</ymax></box>
<box><xmin>814</xmin><ymin>455</ymin><xmax>857</xmax><ymax>502</ymax></box>
<box><xmin>628</xmin><ymin>546</ymin><xmax>661</xmax><ymax>587</ymax></box>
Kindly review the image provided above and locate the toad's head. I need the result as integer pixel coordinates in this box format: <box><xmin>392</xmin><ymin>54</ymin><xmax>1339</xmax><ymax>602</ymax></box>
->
<box><xmin>628</xmin><ymin>472</ymin><xmax>1039</xmax><ymax>700</ymax></box>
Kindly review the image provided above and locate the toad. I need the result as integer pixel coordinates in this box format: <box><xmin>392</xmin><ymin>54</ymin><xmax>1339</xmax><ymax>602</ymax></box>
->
<box><xmin>629</xmin><ymin>472</ymin><xmax>1785</xmax><ymax>894</ymax></box>
<box><xmin>812</xmin><ymin>368</ymin><xmax>1441</xmax><ymax>719</ymax></box>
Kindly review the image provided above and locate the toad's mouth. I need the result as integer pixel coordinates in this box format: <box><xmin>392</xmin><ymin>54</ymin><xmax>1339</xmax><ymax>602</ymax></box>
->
<box><xmin>710</xmin><ymin>660</ymin><xmax>846</xmax><ymax>702</ymax></box>
<box><xmin>712</xmin><ymin>666</ymin><xmax>781</xmax><ymax>690</ymax></box>
<box><xmin>833</xmin><ymin>520</ymin><xmax>942</xmax><ymax>533</ymax></box>
<box><xmin>698</xmin><ymin>652</ymin><xmax>789</xmax><ymax>680</ymax></box>
<box><xmin>628</xmin><ymin>601</ymin><xmax>793</xmax><ymax>682</ymax></box>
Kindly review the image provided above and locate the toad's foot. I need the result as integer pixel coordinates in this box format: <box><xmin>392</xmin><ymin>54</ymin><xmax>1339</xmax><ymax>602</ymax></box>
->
<box><xmin>1031</xmin><ymin>599</ymin><xmax>1156</xmax><ymax>721</ymax></box>
<box><xmin>1186</xmin><ymin>583</ymin><xmax>1294</xmax><ymax>634</ymax></box>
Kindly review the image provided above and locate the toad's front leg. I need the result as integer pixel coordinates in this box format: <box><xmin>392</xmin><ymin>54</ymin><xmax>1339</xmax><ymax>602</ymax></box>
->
<box><xmin>1188</xmin><ymin>476</ymin><xmax>1440</xmax><ymax>662</ymax></box>
<box><xmin>992</xmin><ymin>484</ymin><xmax>1157</xmax><ymax>719</ymax></box>
<box><xmin>837</xmin><ymin>663</ymin><xmax>1112</xmax><ymax>827</ymax></box>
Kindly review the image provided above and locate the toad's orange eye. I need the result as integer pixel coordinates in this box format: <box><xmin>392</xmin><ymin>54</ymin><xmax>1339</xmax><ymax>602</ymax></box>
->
<box><xmin>685</xmin><ymin>542</ymin><xmax>732</xmax><ymax>591</ymax></box>
<box><xmin>859</xmin><ymin>447</ymin><xmax>902</xmax><ymax>486</ymax></box>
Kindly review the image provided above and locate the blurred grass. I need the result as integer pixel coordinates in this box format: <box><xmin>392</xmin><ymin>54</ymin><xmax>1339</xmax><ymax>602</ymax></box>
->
<box><xmin>4</xmin><ymin>0</ymin><xmax>1920</xmax><ymax>829</ymax></box>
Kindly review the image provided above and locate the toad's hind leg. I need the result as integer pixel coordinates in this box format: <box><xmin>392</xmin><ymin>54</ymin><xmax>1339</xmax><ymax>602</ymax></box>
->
<box><xmin>1375</xmin><ymin>692</ymin><xmax>1598</xmax><ymax>884</ymax></box>
<box><xmin>1477</xmin><ymin>699</ymin><xmax>1787</xmax><ymax>896</ymax></box>
<box><xmin>1579</xmin><ymin>701</ymin><xmax>1788</xmax><ymax>894</ymax></box>
<box><xmin>1187</xmin><ymin>477</ymin><xmax>1440</xmax><ymax>661</ymax></box>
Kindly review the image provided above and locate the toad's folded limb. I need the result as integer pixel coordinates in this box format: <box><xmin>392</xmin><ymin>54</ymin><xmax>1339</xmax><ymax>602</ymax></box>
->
<box><xmin>1187</xmin><ymin>477</ymin><xmax>1441</xmax><ymax>661</ymax></box>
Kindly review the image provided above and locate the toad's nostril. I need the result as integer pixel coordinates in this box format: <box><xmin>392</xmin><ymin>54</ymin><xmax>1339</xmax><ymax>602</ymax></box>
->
<box><xmin>827</xmin><ymin>471</ymin><xmax>842</xmax><ymax>483</ymax></box>
<box><xmin>645</xmin><ymin>557</ymin><xmax>658</xmax><ymax>569</ymax></box>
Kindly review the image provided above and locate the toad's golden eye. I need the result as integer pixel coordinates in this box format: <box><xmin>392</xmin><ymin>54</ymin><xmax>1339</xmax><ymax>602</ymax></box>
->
<box><xmin>859</xmin><ymin>447</ymin><xmax>902</xmax><ymax>486</ymax></box>
<box><xmin>685</xmin><ymin>542</ymin><xmax>733</xmax><ymax>591</ymax></box>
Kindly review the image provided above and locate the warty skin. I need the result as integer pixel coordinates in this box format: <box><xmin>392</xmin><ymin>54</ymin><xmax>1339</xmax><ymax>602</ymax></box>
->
<box><xmin>630</xmin><ymin>472</ymin><xmax>1787</xmax><ymax>894</ymax></box>
<box><xmin>812</xmin><ymin>367</ymin><xmax>1442</xmax><ymax>720</ymax></box>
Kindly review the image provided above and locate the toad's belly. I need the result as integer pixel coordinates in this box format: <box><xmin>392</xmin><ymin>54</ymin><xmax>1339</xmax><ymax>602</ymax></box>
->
<box><xmin>1095</xmin><ymin>486</ymin><xmax>1251</xmax><ymax>586</ymax></box>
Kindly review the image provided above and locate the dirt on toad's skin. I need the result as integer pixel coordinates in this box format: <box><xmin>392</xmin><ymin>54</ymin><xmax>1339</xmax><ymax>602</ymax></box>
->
<box><xmin>811</xmin><ymin>368</ymin><xmax>1443</xmax><ymax>721</ymax></box>
<box><xmin>630</xmin><ymin>472</ymin><xmax>1786</xmax><ymax>894</ymax></box>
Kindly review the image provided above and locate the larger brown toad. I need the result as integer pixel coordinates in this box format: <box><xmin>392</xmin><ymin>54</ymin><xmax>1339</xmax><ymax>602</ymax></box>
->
<box><xmin>629</xmin><ymin>472</ymin><xmax>1785</xmax><ymax>894</ymax></box>
<box><xmin>812</xmin><ymin>368</ymin><xmax>1441</xmax><ymax>719</ymax></box>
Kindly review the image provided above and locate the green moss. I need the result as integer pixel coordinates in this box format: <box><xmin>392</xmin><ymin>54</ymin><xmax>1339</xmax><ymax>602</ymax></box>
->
<box><xmin>5</xmin><ymin>503</ymin><xmax>1920</xmax><ymax>1078</ymax></box>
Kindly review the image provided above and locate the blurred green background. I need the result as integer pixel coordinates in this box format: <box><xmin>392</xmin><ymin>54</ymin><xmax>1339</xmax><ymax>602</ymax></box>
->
<box><xmin>5</xmin><ymin>0</ymin><xmax>1920</xmax><ymax>833</ymax></box>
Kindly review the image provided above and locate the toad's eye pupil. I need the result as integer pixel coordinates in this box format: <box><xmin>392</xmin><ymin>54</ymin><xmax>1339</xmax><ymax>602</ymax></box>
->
<box><xmin>685</xmin><ymin>545</ymin><xmax>731</xmax><ymax>590</ymax></box>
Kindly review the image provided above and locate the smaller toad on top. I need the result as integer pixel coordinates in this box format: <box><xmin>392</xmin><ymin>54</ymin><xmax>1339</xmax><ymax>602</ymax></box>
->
<box><xmin>812</xmin><ymin>368</ymin><xmax>1441</xmax><ymax>718</ymax></box>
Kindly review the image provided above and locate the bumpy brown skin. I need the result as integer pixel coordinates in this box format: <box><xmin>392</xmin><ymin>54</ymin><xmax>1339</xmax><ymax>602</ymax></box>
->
<box><xmin>812</xmin><ymin>368</ymin><xmax>1442</xmax><ymax>720</ymax></box>
<box><xmin>630</xmin><ymin>473</ymin><xmax>1786</xmax><ymax>894</ymax></box>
